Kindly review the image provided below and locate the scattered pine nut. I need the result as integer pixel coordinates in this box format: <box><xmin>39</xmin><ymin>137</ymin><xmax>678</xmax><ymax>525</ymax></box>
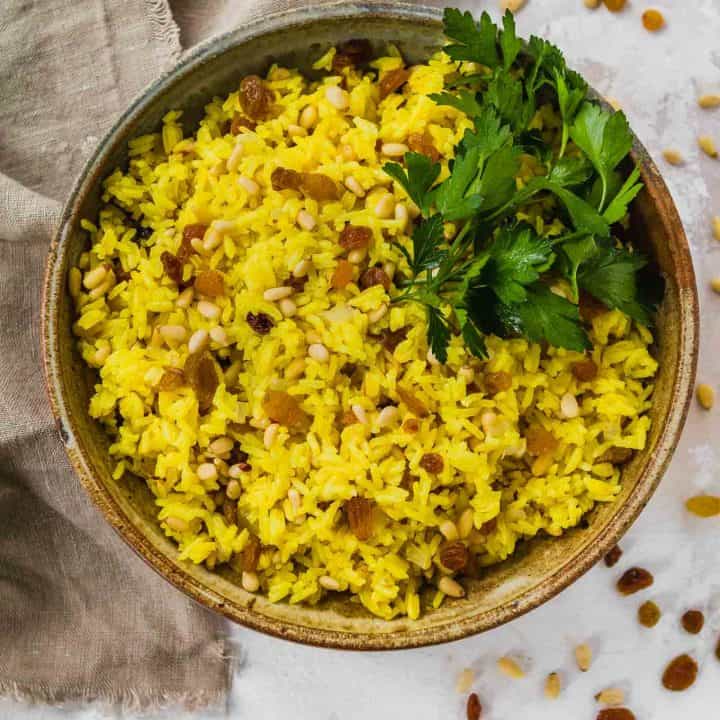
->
<box><xmin>662</xmin><ymin>149</ymin><xmax>684</xmax><ymax>166</ymax></box>
<box><xmin>596</xmin><ymin>687</ymin><xmax>626</xmax><ymax>706</ymax></box>
<box><xmin>696</xmin><ymin>383</ymin><xmax>715</xmax><ymax>410</ymax></box>
<box><xmin>241</xmin><ymin>570</ymin><xmax>260</xmax><ymax>592</ymax></box>
<box><xmin>698</xmin><ymin>94</ymin><xmax>720</xmax><ymax>109</ymax></box>
<box><xmin>544</xmin><ymin>672</ymin><xmax>561</xmax><ymax>699</ymax></box>
<box><xmin>699</xmin><ymin>135</ymin><xmax>718</xmax><ymax>158</ymax></box>
<box><xmin>497</xmin><ymin>656</ymin><xmax>525</xmax><ymax>679</ymax></box>
<box><xmin>575</xmin><ymin>643</ymin><xmax>592</xmax><ymax>672</ymax></box>
<box><xmin>438</xmin><ymin>576</ymin><xmax>465</xmax><ymax>598</ymax></box>
<box><xmin>711</xmin><ymin>278</ymin><xmax>720</xmax><ymax>294</ymax></box>
<box><xmin>456</xmin><ymin>668</ymin><xmax>475</xmax><ymax>694</ymax></box>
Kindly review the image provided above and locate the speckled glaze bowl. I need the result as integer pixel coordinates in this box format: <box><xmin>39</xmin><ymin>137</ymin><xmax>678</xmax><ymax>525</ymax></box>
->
<box><xmin>42</xmin><ymin>2</ymin><xmax>698</xmax><ymax>649</ymax></box>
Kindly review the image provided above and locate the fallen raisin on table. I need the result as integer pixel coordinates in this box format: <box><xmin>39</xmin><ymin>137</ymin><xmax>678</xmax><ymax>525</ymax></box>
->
<box><xmin>300</xmin><ymin>172</ymin><xmax>339</xmax><ymax>201</ymax></box>
<box><xmin>194</xmin><ymin>269</ymin><xmax>225</xmax><ymax>298</ymax></box>
<box><xmin>526</xmin><ymin>426</ymin><xmax>559</xmax><ymax>456</ymax></box>
<box><xmin>604</xmin><ymin>545</ymin><xmax>623</xmax><ymax>567</ymax></box>
<box><xmin>379</xmin><ymin>67</ymin><xmax>410</xmax><ymax>99</ymax></box>
<box><xmin>246</xmin><ymin>311</ymin><xmax>273</xmax><ymax>335</ymax></box>
<box><xmin>229</xmin><ymin>112</ymin><xmax>257</xmax><ymax>134</ymax></box>
<box><xmin>243</xmin><ymin>535</ymin><xmax>261</xmax><ymax>572</ymax></box>
<box><xmin>240</xmin><ymin>75</ymin><xmax>273</xmax><ymax>120</ymax></box>
<box><xmin>466</xmin><ymin>692</ymin><xmax>482</xmax><ymax>720</ymax></box>
<box><xmin>345</xmin><ymin>497</ymin><xmax>374</xmax><ymax>540</ymax></box>
<box><xmin>617</xmin><ymin>567</ymin><xmax>653</xmax><ymax>595</ymax></box>
<box><xmin>161</xmin><ymin>250</ymin><xmax>184</xmax><ymax>285</ymax></box>
<box><xmin>339</xmin><ymin>224</ymin><xmax>372</xmax><ymax>251</ymax></box>
<box><xmin>685</xmin><ymin>495</ymin><xmax>720</xmax><ymax>517</ymax></box>
<box><xmin>596</xmin><ymin>710</ymin><xmax>636</xmax><ymax>720</ymax></box>
<box><xmin>420</xmin><ymin>452</ymin><xmax>443</xmax><ymax>474</ymax></box>
<box><xmin>359</xmin><ymin>266</ymin><xmax>391</xmax><ymax>290</ymax></box>
<box><xmin>662</xmin><ymin>654</ymin><xmax>698</xmax><ymax>691</ymax></box>
<box><xmin>440</xmin><ymin>541</ymin><xmax>468</xmax><ymax>571</ymax></box>
<box><xmin>271</xmin><ymin>167</ymin><xmax>302</xmax><ymax>191</ymax></box>
<box><xmin>638</xmin><ymin>600</ymin><xmax>661</xmax><ymax>627</ymax></box>
<box><xmin>572</xmin><ymin>358</ymin><xmax>599</xmax><ymax>382</ymax></box>
<box><xmin>681</xmin><ymin>609</ymin><xmax>704</xmax><ymax>634</ymax></box>
<box><xmin>603</xmin><ymin>0</ymin><xmax>627</xmax><ymax>13</ymax></box>
<box><xmin>484</xmin><ymin>371</ymin><xmax>512</xmax><ymax>395</ymax></box>
<box><xmin>263</xmin><ymin>390</ymin><xmax>308</xmax><ymax>428</ymax></box>
<box><xmin>407</xmin><ymin>130</ymin><xmax>441</xmax><ymax>162</ymax></box>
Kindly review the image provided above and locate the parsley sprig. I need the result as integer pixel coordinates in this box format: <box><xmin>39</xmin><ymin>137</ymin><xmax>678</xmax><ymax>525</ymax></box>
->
<box><xmin>382</xmin><ymin>8</ymin><xmax>655</xmax><ymax>363</ymax></box>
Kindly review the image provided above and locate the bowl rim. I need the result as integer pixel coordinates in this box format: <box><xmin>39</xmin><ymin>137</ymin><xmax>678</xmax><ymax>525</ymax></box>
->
<box><xmin>41</xmin><ymin>1</ymin><xmax>699</xmax><ymax>650</ymax></box>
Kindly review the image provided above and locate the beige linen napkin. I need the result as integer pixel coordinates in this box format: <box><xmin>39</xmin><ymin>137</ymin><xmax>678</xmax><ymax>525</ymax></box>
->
<box><xmin>0</xmin><ymin>0</ymin><xmax>229</xmax><ymax>710</ymax></box>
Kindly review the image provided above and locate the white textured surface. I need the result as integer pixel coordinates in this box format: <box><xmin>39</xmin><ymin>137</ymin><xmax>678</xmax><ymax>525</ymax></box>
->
<box><xmin>4</xmin><ymin>1</ymin><xmax>720</xmax><ymax>718</ymax></box>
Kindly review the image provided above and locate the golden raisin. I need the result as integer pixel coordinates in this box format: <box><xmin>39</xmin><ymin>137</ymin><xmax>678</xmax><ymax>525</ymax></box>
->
<box><xmin>379</xmin><ymin>67</ymin><xmax>410</xmax><ymax>99</ymax></box>
<box><xmin>681</xmin><ymin>609</ymin><xmax>704</xmax><ymax>634</ymax></box>
<box><xmin>604</xmin><ymin>545</ymin><xmax>623</xmax><ymax>567</ymax></box>
<box><xmin>638</xmin><ymin>600</ymin><xmax>661</xmax><ymax>627</ymax></box>
<box><xmin>339</xmin><ymin>224</ymin><xmax>372</xmax><ymax>251</ymax></box>
<box><xmin>341</xmin><ymin>410</ymin><xmax>358</xmax><ymax>426</ymax></box>
<box><xmin>271</xmin><ymin>167</ymin><xmax>302</xmax><ymax>191</ymax></box>
<box><xmin>617</xmin><ymin>567</ymin><xmax>653</xmax><ymax>595</ymax></box>
<box><xmin>243</xmin><ymin>535</ymin><xmax>261</xmax><ymax>571</ymax></box>
<box><xmin>685</xmin><ymin>495</ymin><xmax>720</xmax><ymax>517</ymax></box>
<box><xmin>597</xmin><ymin>710</ymin><xmax>636</xmax><ymax>720</ymax></box>
<box><xmin>161</xmin><ymin>251</ymin><xmax>184</xmax><ymax>285</ymax></box>
<box><xmin>420</xmin><ymin>452</ymin><xmax>444</xmax><ymax>474</ymax></box>
<box><xmin>194</xmin><ymin>269</ymin><xmax>225</xmax><ymax>298</ymax></box>
<box><xmin>184</xmin><ymin>351</ymin><xmax>219</xmax><ymax>413</ymax></box>
<box><xmin>572</xmin><ymin>358</ymin><xmax>599</xmax><ymax>382</ymax></box>
<box><xmin>229</xmin><ymin>113</ymin><xmax>257</xmax><ymax>134</ymax></box>
<box><xmin>403</xmin><ymin>417</ymin><xmax>420</xmax><ymax>433</ymax></box>
<box><xmin>662</xmin><ymin>654</ymin><xmax>698</xmax><ymax>691</ymax></box>
<box><xmin>239</xmin><ymin>75</ymin><xmax>273</xmax><ymax>119</ymax></box>
<box><xmin>359</xmin><ymin>266</ymin><xmax>391</xmax><ymax>290</ymax></box>
<box><xmin>466</xmin><ymin>692</ymin><xmax>482</xmax><ymax>720</ymax></box>
<box><xmin>598</xmin><ymin>447</ymin><xmax>634</xmax><ymax>465</ymax></box>
<box><xmin>299</xmin><ymin>172</ymin><xmax>339</xmax><ymax>201</ymax></box>
<box><xmin>642</xmin><ymin>9</ymin><xmax>664</xmax><ymax>31</ymax></box>
<box><xmin>602</xmin><ymin>0</ymin><xmax>627</xmax><ymax>11</ymax></box>
<box><xmin>484</xmin><ymin>371</ymin><xmax>512</xmax><ymax>395</ymax></box>
<box><xmin>345</xmin><ymin>497</ymin><xmax>374</xmax><ymax>540</ymax></box>
<box><xmin>407</xmin><ymin>130</ymin><xmax>441</xmax><ymax>162</ymax></box>
<box><xmin>525</xmin><ymin>426</ymin><xmax>559</xmax><ymax>456</ymax></box>
<box><xmin>262</xmin><ymin>390</ymin><xmax>308</xmax><ymax>428</ymax></box>
<box><xmin>332</xmin><ymin>259</ymin><xmax>354</xmax><ymax>289</ymax></box>
<box><xmin>440</xmin><ymin>541</ymin><xmax>468</xmax><ymax>571</ymax></box>
<box><xmin>397</xmin><ymin>387</ymin><xmax>429</xmax><ymax>417</ymax></box>
<box><xmin>158</xmin><ymin>367</ymin><xmax>186</xmax><ymax>391</ymax></box>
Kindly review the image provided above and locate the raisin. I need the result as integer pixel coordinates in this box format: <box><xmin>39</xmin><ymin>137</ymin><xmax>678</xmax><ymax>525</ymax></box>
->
<box><xmin>287</xmin><ymin>274</ymin><xmax>308</xmax><ymax>293</ymax></box>
<box><xmin>379</xmin><ymin>67</ymin><xmax>410</xmax><ymax>99</ymax></box>
<box><xmin>182</xmin><ymin>223</ymin><xmax>208</xmax><ymax>245</ymax></box>
<box><xmin>440</xmin><ymin>541</ymin><xmax>468</xmax><ymax>571</ymax></box>
<box><xmin>480</xmin><ymin>518</ymin><xmax>497</xmax><ymax>535</ymax></box>
<box><xmin>466</xmin><ymin>692</ymin><xmax>482</xmax><ymax>720</ymax></box>
<box><xmin>223</xmin><ymin>498</ymin><xmax>237</xmax><ymax>526</ymax></box>
<box><xmin>662</xmin><ymin>654</ymin><xmax>698</xmax><ymax>691</ymax></box>
<box><xmin>229</xmin><ymin>113</ymin><xmax>257</xmax><ymax>134</ymax></box>
<box><xmin>681</xmin><ymin>609</ymin><xmax>704</xmax><ymax>634</ymax></box>
<box><xmin>299</xmin><ymin>172</ymin><xmax>339</xmax><ymax>201</ymax></box>
<box><xmin>638</xmin><ymin>600</ymin><xmax>661</xmax><ymax>627</ymax></box>
<box><xmin>113</xmin><ymin>261</ymin><xmax>131</xmax><ymax>283</ymax></box>
<box><xmin>403</xmin><ymin>418</ymin><xmax>419</xmax><ymax>433</ymax></box>
<box><xmin>420</xmin><ymin>452</ymin><xmax>443</xmax><ymax>474</ymax></box>
<box><xmin>339</xmin><ymin>362</ymin><xmax>358</xmax><ymax>377</ymax></box>
<box><xmin>603</xmin><ymin>0</ymin><xmax>627</xmax><ymax>11</ymax></box>
<box><xmin>332</xmin><ymin>259</ymin><xmax>354</xmax><ymax>289</ymax></box>
<box><xmin>243</xmin><ymin>535</ymin><xmax>261</xmax><ymax>571</ymax></box>
<box><xmin>572</xmin><ymin>358</ymin><xmax>599</xmax><ymax>382</ymax></box>
<box><xmin>579</xmin><ymin>291</ymin><xmax>607</xmax><ymax>322</ymax></box>
<box><xmin>397</xmin><ymin>387</ymin><xmax>429</xmax><ymax>417</ymax></box>
<box><xmin>271</xmin><ymin>167</ymin><xmax>302</xmax><ymax>191</ymax></box>
<box><xmin>262</xmin><ymin>390</ymin><xmax>308</xmax><ymax>428</ymax></box>
<box><xmin>331</xmin><ymin>53</ymin><xmax>354</xmax><ymax>72</ymax></box>
<box><xmin>341</xmin><ymin>410</ymin><xmax>358</xmax><ymax>426</ymax></box>
<box><xmin>161</xmin><ymin>251</ymin><xmax>184</xmax><ymax>285</ymax></box>
<box><xmin>346</xmin><ymin>497</ymin><xmax>374</xmax><ymax>540</ymax></box>
<box><xmin>339</xmin><ymin>224</ymin><xmax>372</xmax><ymax>251</ymax></box>
<box><xmin>239</xmin><ymin>75</ymin><xmax>273</xmax><ymax>120</ymax></box>
<box><xmin>596</xmin><ymin>710</ymin><xmax>636</xmax><ymax>720</ymax></box>
<box><xmin>158</xmin><ymin>367</ymin><xmax>186</xmax><ymax>391</ymax></box>
<box><xmin>194</xmin><ymin>269</ymin><xmax>225</xmax><ymax>298</ymax></box>
<box><xmin>337</xmin><ymin>38</ymin><xmax>372</xmax><ymax>65</ymax></box>
<box><xmin>381</xmin><ymin>327</ymin><xmax>409</xmax><ymax>352</ymax></box>
<box><xmin>685</xmin><ymin>495</ymin><xmax>720</xmax><ymax>517</ymax></box>
<box><xmin>526</xmin><ymin>426</ymin><xmax>559</xmax><ymax>456</ymax></box>
<box><xmin>407</xmin><ymin>130</ymin><xmax>440</xmax><ymax>162</ymax></box>
<box><xmin>604</xmin><ymin>545</ymin><xmax>623</xmax><ymax>567</ymax></box>
<box><xmin>184</xmin><ymin>351</ymin><xmax>219</xmax><ymax>413</ymax></box>
<box><xmin>598</xmin><ymin>447</ymin><xmax>634</xmax><ymax>465</ymax></box>
<box><xmin>359</xmin><ymin>266</ymin><xmax>391</xmax><ymax>290</ymax></box>
<box><xmin>484</xmin><ymin>371</ymin><xmax>512</xmax><ymax>395</ymax></box>
<box><xmin>246</xmin><ymin>312</ymin><xmax>273</xmax><ymax>335</ymax></box>
<box><xmin>136</xmin><ymin>225</ymin><xmax>153</xmax><ymax>240</ymax></box>
<box><xmin>617</xmin><ymin>567</ymin><xmax>653</xmax><ymax>595</ymax></box>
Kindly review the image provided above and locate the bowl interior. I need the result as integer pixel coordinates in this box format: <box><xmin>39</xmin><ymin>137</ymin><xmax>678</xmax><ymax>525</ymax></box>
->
<box><xmin>43</xmin><ymin>4</ymin><xmax>698</xmax><ymax>649</ymax></box>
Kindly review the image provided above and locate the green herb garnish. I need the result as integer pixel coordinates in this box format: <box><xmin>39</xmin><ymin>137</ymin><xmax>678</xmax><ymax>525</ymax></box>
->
<box><xmin>383</xmin><ymin>8</ymin><xmax>655</xmax><ymax>362</ymax></box>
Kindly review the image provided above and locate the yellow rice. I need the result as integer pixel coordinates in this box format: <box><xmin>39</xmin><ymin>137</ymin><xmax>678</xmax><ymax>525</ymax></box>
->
<box><xmin>71</xmin><ymin>49</ymin><xmax>658</xmax><ymax>619</ymax></box>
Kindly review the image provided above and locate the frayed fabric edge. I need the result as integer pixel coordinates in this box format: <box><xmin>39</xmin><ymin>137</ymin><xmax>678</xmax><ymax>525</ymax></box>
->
<box><xmin>143</xmin><ymin>0</ymin><xmax>183</xmax><ymax>69</ymax></box>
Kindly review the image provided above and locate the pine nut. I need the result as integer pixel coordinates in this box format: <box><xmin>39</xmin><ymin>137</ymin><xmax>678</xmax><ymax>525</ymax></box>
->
<box><xmin>287</xmin><ymin>124</ymin><xmax>307</xmax><ymax>139</ymax></box>
<box><xmin>457</xmin><ymin>508</ymin><xmax>474</xmax><ymax>539</ymax></box>
<box><xmin>238</xmin><ymin>176</ymin><xmax>260</xmax><ymax>195</ymax></box>
<box><xmin>88</xmin><ymin>276</ymin><xmax>114</xmax><ymax>299</ymax></box>
<box><xmin>203</xmin><ymin>228</ymin><xmax>222</xmax><ymax>251</ymax></box>
<box><xmin>264</xmin><ymin>286</ymin><xmax>293</xmax><ymax>301</ymax></box>
<box><xmin>394</xmin><ymin>202</ymin><xmax>409</xmax><ymax>231</ymax></box>
<box><xmin>69</xmin><ymin>267</ymin><xmax>82</xmax><ymax>298</ymax></box>
<box><xmin>347</xmin><ymin>248</ymin><xmax>367</xmax><ymax>264</ymax></box>
<box><xmin>373</xmin><ymin>193</ymin><xmax>395</xmax><ymax>219</ymax></box>
<box><xmin>227</xmin><ymin>142</ymin><xmax>245</xmax><ymax>172</ymax></box>
<box><xmin>279</xmin><ymin>298</ymin><xmax>297</xmax><ymax>317</ymax></box>
<box><xmin>197</xmin><ymin>462</ymin><xmax>218</xmax><ymax>482</ymax></box>
<box><xmin>293</xmin><ymin>259</ymin><xmax>311</xmax><ymax>277</ymax></box>
<box><xmin>560</xmin><ymin>393</ymin><xmax>580</xmax><ymax>418</ymax></box>
<box><xmin>209</xmin><ymin>436</ymin><xmax>233</xmax><ymax>456</ymax></box>
<box><xmin>713</xmin><ymin>216</ymin><xmax>720</xmax><ymax>241</ymax></box>
<box><xmin>228</xmin><ymin>464</ymin><xmax>248</xmax><ymax>480</ymax></box>
<box><xmin>699</xmin><ymin>135</ymin><xmax>718</xmax><ymax>158</ymax></box>
<box><xmin>438</xmin><ymin>576</ymin><xmax>465</xmax><ymax>598</ymax></box>
<box><xmin>711</xmin><ymin>277</ymin><xmax>720</xmax><ymax>294</ymax></box>
<box><xmin>197</xmin><ymin>300</ymin><xmax>221</xmax><ymax>319</ymax></box>
<box><xmin>305</xmin><ymin>330</ymin><xmax>322</xmax><ymax>344</ymax></box>
<box><xmin>595</xmin><ymin>687</ymin><xmax>625</xmax><ymax>706</ymax></box>
<box><xmin>697</xmin><ymin>383</ymin><xmax>715</xmax><ymax>409</ymax></box>
<box><xmin>166</xmin><ymin>516</ymin><xmax>189</xmax><ymax>532</ymax></box>
<box><xmin>285</xmin><ymin>357</ymin><xmax>306</xmax><ymax>379</ymax></box>
<box><xmin>439</xmin><ymin>520</ymin><xmax>458</xmax><ymax>541</ymax></box>
<box><xmin>344</xmin><ymin>175</ymin><xmax>365</xmax><ymax>197</ymax></box>
<box><xmin>319</xmin><ymin>575</ymin><xmax>341</xmax><ymax>590</ymax></box>
<box><xmin>699</xmin><ymin>94</ymin><xmax>720</xmax><ymax>109</ymax></box>
<box><xmin>288</xmin><ymin>487</ymin><xmax>302</xmax><ymax>510</ymax></box>
<box><xmin>188</xmin><ymin>328</ymin><xmax>209</xmax><ymax>354</ymax></box>
<box><xmin>242</xmin><ymin>570</ymin><xmax>260</xmax><ymax>592</ymax></box>
<box><xmin>212</xmin><ymin>219</ymin><xmax>236</xmax><ymax>234</ymax></box>
<box><xmin>296</xmin><ymin>210</ymin><xmax>316</xmax><ymax>231</ymax></box>
<box><xmin>497</xmin><ymin>656</ymin><xmax>525</xmax><ymax>679</ymax></box>
<box><xmin>381</xmin><ymin>142</ymin><xmax>409</xmax><ymax>157</ymax></box>
<box><xmin>325</xmin><ymin>85</ymin><xmax>349</xmax><ymax>110</ymax></box>
<box><xmin>226</xmin><ymin>479</ymin><xmax>242</xmax><ymax>499</ymax></box>
<box><xmin>340</xmin><ymin>143</ymin><xmax>356</xmax><ymax>161</ymax></box>
<box><xmin>544</xmin><ymin>672</ymin><xmax>561</xmax><ymax>699</ymax></box>
<box><xmin>210</xmin><ymin>326</ymin><xmax>228</xmax><ymax>346</ymax></box>
<box><xmin>299</xmin><ymin>104</ymin><xmax>318</xmax><ymax>129</ymax></box>
<box><xmin>308</xmin><ymin>342</ymin><xmax>329</xmax><ymax>362</ymax></box>
<box><xmin>351</xmin><ymin>404</ymin><xmax>368</xmax><ymax>424</ymax></box>
<box><xmin>456</xmin><ymin>668</ymin><xmax>475</xmax><ymax>694</ymax></box>
<box><xmin>83</xmin><ymin>265</ymin><xmax>108</xmax><ymax>290</ymax></box>
<box><xmin>427</xmin><ymin>348</ymin><xmax>440</xmax><ymax>366</ymax></box>
<box><xmin>382</xmin><ymin>262</ymin><xmax>396</xmax><ymax>280</ymax></box>
<box><xmin>367</xmin><ymin>303</ymin><xmax>388</xmax><ymax>323</ymax></box>
<box><xmin>264</xmin><ymin>423</ymin><xmax>279</xmax><ymax>449</ymax></box>
<box><xmin>500</xmin><ymin>0</ymin><xmax>526</xmax><ymax>11</ymax></box>
<box><xmin>458</xmin><ymin>366</ymin><xmax>475</xmax><ymax>384</ymax></box>
<box><xmin>176</xmin><ymin>286</ymin><xmax>194</xmax><ymax>308</ymax></box>
<box><xmin>574</xmin><ymin>643</ymin><xmax>592</xmax><ymax>672</ymax></box>
<box><xmin>93</xmin><ymin>345</ymin><xmax>110</xmax><ymax>364</ymax></box>
<box><xmin>159</xmin><ymin>324</ymin><xmax>187</xmax><ymax>344</ymax></box>
<box><xmin>377</xmin><ymin>406</ymin><xmax>398</xmax><ymax>428</ymax></box>
<box><xmin>662</xmin><ymin>149</ymin><xmax>684</xmax><ymax>166</ymax></box>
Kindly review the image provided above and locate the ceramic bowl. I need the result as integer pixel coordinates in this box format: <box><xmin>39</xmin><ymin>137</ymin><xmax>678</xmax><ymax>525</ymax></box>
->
<box><xmin>42</xmin><ymin>2</ymin><xmax>698</xmax><ymax>649</ymax></box>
